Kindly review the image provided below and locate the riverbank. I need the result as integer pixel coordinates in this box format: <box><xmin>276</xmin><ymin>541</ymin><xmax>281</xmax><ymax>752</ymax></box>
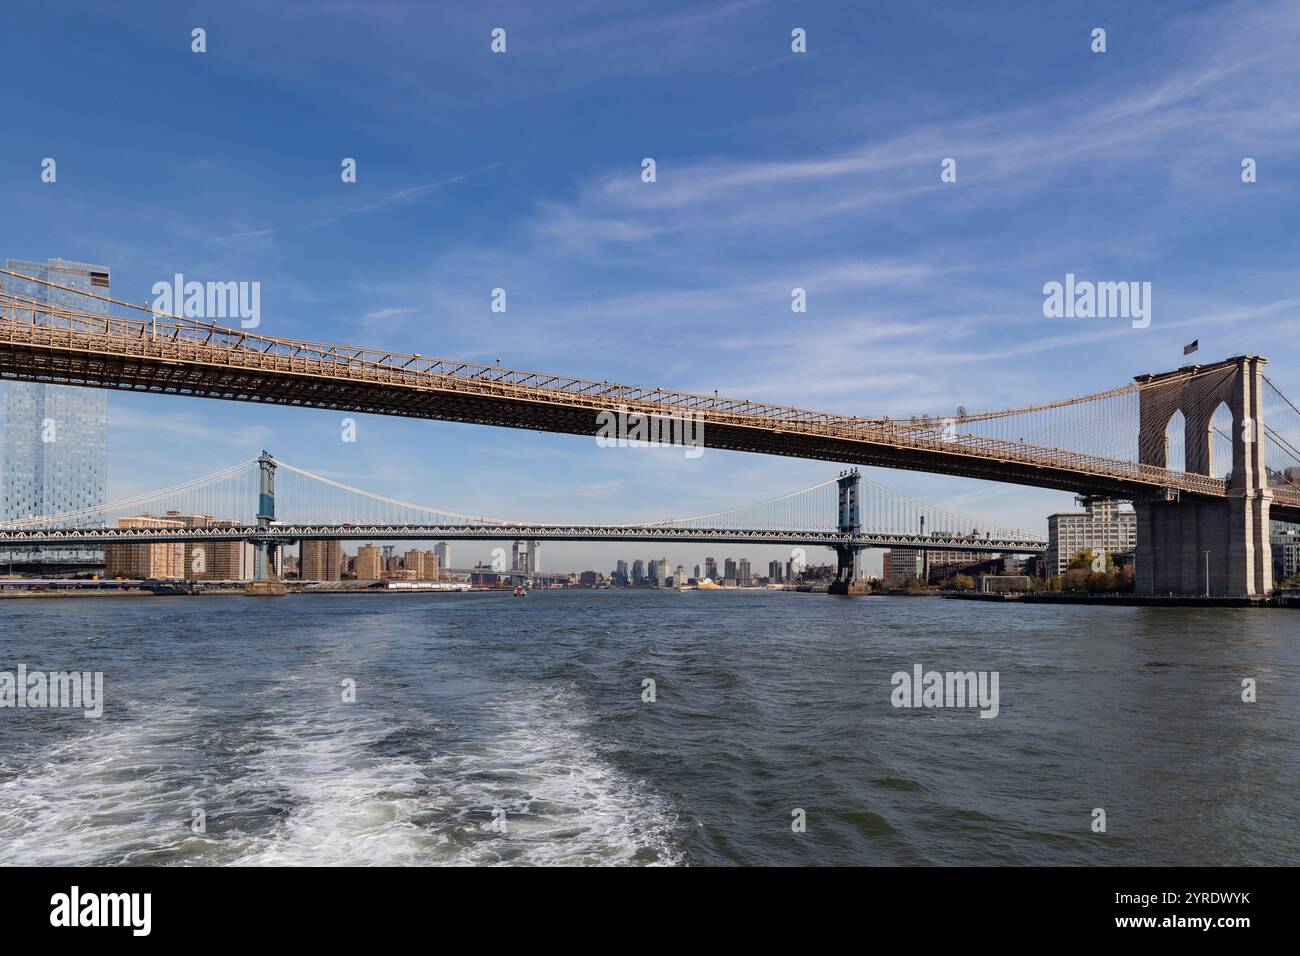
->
<box><xmin>0</xmin><ymin>589</ymin><xmax>165</xmax><ymax>599</ymax></box>
<box><xmin>945</xmin><ymin>591</ymin><xmax>1288</xmax><ymax>608</ymax></box>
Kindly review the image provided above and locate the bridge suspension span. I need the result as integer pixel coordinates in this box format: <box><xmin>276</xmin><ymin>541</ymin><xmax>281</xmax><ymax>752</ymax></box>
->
<box><xmin>0</xmin><ymin>455</ymin><xmax>1043</xmax><ymax>549</ymax></box>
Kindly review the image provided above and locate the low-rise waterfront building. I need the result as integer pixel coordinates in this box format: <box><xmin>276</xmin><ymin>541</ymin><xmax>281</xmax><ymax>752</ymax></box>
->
<box><xmin>1047</xmin><ymin>498</ymin><xmax>1136</xmax><ymax>576</ymax></box>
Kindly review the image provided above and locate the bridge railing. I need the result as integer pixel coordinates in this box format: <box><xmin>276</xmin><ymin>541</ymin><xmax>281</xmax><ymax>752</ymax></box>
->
<box><xmin>0</xmin><ymin>300</ymin><xmax>864</xmax><ymax>426</ymax></box>
<box><xmin>877</xmin><ymin>423</ymin><xmax>1229</xmax><ymax>498</ymax></box>
<box><xmin>1271</xmin><ymin>486</ymin><xmax>1300</xmax><ymax>508</ymax></box>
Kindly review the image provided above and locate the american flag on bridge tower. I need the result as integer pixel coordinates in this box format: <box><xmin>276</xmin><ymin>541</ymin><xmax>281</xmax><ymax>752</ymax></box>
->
<box><xmin>1184</xmin><ymin>339</ymin><xmax>1199</xmax><ymax>356</ymax></box>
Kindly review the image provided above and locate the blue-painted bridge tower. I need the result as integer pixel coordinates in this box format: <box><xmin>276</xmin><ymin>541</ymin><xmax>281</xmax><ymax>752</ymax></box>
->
<box><xmin>827</xmin><ymin>468</ymin><xmax>866</xmax><ymax>595</ymax></box>
<box><xmin>252</xmin><ymin>450</ymin><xmax>281</xmax><ymax>584</ymax></box>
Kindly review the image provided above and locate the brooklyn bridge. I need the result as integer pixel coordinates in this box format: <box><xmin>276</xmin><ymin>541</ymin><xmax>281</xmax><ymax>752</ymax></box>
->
<box><xmin>2</xmin><ymin>266</ymin><xmax>1299</xmax><ymax>596</ymax></box>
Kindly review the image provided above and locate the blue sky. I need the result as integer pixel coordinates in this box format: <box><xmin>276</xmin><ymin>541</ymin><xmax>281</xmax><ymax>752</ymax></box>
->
<box><xmin>3</xmin><ymin>0</ymin><xmax>1300</xmax><ymax>573</ymax></box>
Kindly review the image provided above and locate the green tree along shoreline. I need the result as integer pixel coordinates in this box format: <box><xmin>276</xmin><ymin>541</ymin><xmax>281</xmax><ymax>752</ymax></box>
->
<box><xmin>1047</xmin><ymin>550</ymin><xmax>1132</xmax><ymax>594</ymax></box>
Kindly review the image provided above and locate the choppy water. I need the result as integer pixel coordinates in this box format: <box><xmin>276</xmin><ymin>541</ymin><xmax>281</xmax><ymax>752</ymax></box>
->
<box><xmin>0</xmin><ymin>591</ymin><xmax>1296</xmax><ymax>866</ymax></box>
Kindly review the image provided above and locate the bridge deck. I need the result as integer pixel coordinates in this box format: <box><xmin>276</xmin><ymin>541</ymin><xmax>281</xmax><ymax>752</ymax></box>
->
<box><xmin>2</xmin><ymin>311</ymin><xmax>1296</xmax><ymax>518</ymax></box>
<box><xmin>0</xmin><ymin>524</ymin><xmax>1047</xmax><ymax>552</ymax></box>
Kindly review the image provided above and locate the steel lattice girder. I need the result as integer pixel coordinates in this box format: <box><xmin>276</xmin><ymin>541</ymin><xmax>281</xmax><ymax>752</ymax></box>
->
<box><xmin>0</xmin><ymin>525</ymin><xmax>1047</xmax><ymax>552</ymax></box>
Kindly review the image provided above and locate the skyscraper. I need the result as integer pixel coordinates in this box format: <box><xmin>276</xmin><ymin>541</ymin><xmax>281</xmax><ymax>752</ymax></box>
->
<box><xmin>1</xmin><ymin>258</ymin><xmax>110</xmax><ymax>565</ymax></box>
<box><xmin>103</xmin><ymin>514</ymin><xmax>185</xmax><ymax>579</ymax></box>
<box><xmin>434</xmin><ymin>541</ymin><xmax>451</xmax><ymax>571</ymax></box>
<box><xmin>511</xmin><ymin>539</ymin><xmax>541</xmax><ymax>575</ymax></box>
<box><xmin>402</xmin><ymin>548</ymin><xmax>439</xmax><ymax>579</ymax></box>
<box><xmin>203</xmin><ymin>520</ymin><xmax>257</xmax><ymax>580</ymax></box>
<box><xmin>302</xmin><ymin>539</ymin><xmax>343</xmax><ymax>581</ymax></box>
<box><xmin>103</xmin><ymin>512</ymin><xmax>256</xmax><ymax>580</ymax></box>
<box><xmin>354</xmin><ymin>544</ymin><xmax>384</xmax><ymax>580</ymax></box>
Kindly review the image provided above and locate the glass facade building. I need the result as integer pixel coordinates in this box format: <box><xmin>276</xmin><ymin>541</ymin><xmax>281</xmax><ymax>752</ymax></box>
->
<box><xmin>1</xmin><ymin>258</ymin><xmax>110</xmax><ymax>564</ymax></box>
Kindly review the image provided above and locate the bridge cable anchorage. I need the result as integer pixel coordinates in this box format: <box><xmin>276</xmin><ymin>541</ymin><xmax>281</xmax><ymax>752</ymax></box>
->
<box><xmin>0</xmin><ymin>266</ymin><xmax>1279</xmax><ymax>507</ymax></box>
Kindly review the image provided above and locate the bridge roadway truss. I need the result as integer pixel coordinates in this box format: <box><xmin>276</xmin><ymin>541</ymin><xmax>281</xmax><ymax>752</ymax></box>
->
<box><xmin>0</xmin><ymin>524</ymin><xmax>1047</xmax><ymax>553</ymax></box>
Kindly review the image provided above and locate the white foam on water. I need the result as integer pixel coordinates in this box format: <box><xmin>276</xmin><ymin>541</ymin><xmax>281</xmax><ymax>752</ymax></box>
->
<box><xmin>230</xmin><ymin>684</ymin><xmax>684</xmax><ymax>866</ymax></box>
<box><xmin>0</xmin><ymin>680</ymin><xmax>684</xmax><ymax>866</ymax></box>
<box><xmin>225</xmin><ymin>709</ymin><xmax>441</xmax><ymax>866</ymax></box>
<box><xmin>0</xmin><ymin>704</ymin><xmax>218</xmax><ymax>866</ymax></box>
<box><xmin>422</xmin><ymin>686</ymin><xmax>684</xmax><ymax>866</ymax></box>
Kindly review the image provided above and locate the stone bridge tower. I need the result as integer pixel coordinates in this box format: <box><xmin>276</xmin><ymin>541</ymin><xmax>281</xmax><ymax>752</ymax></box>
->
<box><xmin>1133</xmin><ymin>356</ymin><xmax>1272</xmax><ymax>596</ymax></box>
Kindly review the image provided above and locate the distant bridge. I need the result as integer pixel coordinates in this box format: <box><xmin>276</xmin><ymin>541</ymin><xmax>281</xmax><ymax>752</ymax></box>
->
<box><xmin>0</xmin><ymin>523</ymin><xmax>1043</xmax><ymax>552</ymax></box>
<box><xmin>0</xmin><ymin>456</ymin><xmax>1047</xmax><ymax>586</ymax></box>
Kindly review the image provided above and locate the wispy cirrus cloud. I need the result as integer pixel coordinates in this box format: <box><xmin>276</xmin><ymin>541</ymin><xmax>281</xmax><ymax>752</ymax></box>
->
<box><xmin>357</xmin><ymin>162</ymin><xmax>503</xmax><ymax>212</ymax></box>
<box><xmin>360</xmin><ymin>306</ymin><xmax>419</xmax><ymax>323</ymax></box>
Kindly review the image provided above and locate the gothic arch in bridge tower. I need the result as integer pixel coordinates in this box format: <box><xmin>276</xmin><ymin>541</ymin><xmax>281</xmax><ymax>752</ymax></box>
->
<box><xmin>1133</xmin><ymin>356</ymin><xmax>1272</xmax><ymax>596</ymax></box>
<box><xmin>1208</xmin><ymin>401</ymin><xmax>1234</xmax><ymax>481</ymax></box>
<box><xmin>1162</xmin><ymin>409</ymin><xmax>1186</xmax><ymax>472</ymax></box>
<box><xmin>1155</xmin><ymin>402</ymin><xmax>1237</xmax><ymax>478</ymax></box>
